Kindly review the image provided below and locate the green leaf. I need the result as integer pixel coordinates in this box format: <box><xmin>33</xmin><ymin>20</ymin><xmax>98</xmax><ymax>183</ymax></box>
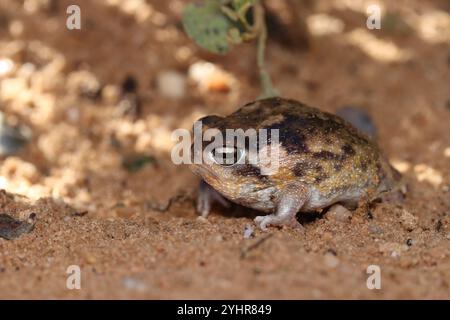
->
<box><xmin>122</xmin><ymin>155</ymin><xmax>156</xmax><ymax>173</ymax></box>
<box><xmin>182</xmin><ymin>1</ymin><xmax>236</xmax><ymax>54</ymax></box>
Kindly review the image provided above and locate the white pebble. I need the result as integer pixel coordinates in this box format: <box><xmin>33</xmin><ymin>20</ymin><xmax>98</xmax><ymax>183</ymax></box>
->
<box><xmin>0</xmin><ymin>59</ymin><xmax>14</xmax><ymax>77</ymax></box>
<box><xmin>156</xmin><ymin>70</ymin><xmax>186</xmax><ymax>99</ymax></box>
<box><xmin>243</xmin><ymin>225</ymin><xmax>254</xmax><ymax>239</ymax></box>
<box><xmin>326</xmin><ymin>204</ymin><xmax>352</xmax><ymax>223</ymax></box>
<box><xmin>323</xmin><ymin>253</ymin><xmax>340</xmax><ymax>268</ymax></box>
<box><xmin>122</xmin><ymin>277</ymin><xmax>148</xmax><ymax>292</ymax></box>
<box><xmin>188</xmin><ymin>61</ymin><xmax>235</xmax><ymax>92</ymax></box>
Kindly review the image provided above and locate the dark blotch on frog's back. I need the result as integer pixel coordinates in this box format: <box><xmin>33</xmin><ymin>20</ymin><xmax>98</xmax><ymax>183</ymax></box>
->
<box><xmin>293</xmin><ymin>161</ymin><xmax>329</xmax><ymax>182</ymax></box>
<box><xmin>293</xmin><ymin>162</ymin><xmax>310</xmax><ymax>177</ymax></box>
<box><xmin>312</xmin><ymin>144</ymin><xmax>355</xmax><ymax>162</ymax></box>
<box><xmin>312</xmin><ymin>150</ymin><xmax>339</xmax><ymax>160</ymax></box>
<box><xmin>262</xmin><ymin>113</ymin><xmax>339</xmax><ymax>155</ymax></box>
<box><xmin>264</xmin><ymin>117</ymin><xmax>310</xmax><ymax>153</ymax></box>
<box><xmin>342</xmin><ymin>143</ymin><xmax>356</xmax><ymax>156</ymax></box>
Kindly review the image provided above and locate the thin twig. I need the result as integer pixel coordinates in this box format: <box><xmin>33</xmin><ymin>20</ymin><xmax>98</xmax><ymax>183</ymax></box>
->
<box><xmin>240</xmin><ymin>233</ymin><xmax>273</xmax><ymax>259</ymax></box>
<box><xmin>147</xmin><ymin>192</ymin><xmax>193</xmax><ymax>213</ymax></box>
<box><xmin>254</xmin><ymin>1</ymin><xmax>278</xmax><ymax>98</ymax></box>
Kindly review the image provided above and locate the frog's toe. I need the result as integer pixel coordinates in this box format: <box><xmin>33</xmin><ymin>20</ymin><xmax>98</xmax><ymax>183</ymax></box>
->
<box><xmin>254</xmin><ymin>214</ymin><xmax>303</xmax><ymax>231</ymax></box>
<box><xmin>196</xmin><ymin>193</ymin><xmax>211</xmax><ymax>218</ymax></box>
<box><xmin>197</xmin><ymin>180</ymin><xmax>231</xmax><ymax>218</ymax></box>
<box><xmin>254</xmin><ymin>215</ymin><xmax>271</xmax><ymax>231</ymax></box>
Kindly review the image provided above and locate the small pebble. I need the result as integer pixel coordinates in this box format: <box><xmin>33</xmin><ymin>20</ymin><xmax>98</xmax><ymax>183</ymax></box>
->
<box><xmin>326</xmin><ymin>204</ymin><xmax>352</xmax><ymax>223</ymax></box>
<box><xmin>414</xmin><ymin>164</ymin><xmax>443</xmax><ymax>188</ymax></box>
<box><xmin>82</xmin><ymin>251</ymin><xmax>97</xmax><ymax>264</ymax></box>
<box><xmin>243</xmin><ymin>224</ymin><xmax>254</xmax><ymax>239</ymax></box>
<box><xmin>17</xmin><ymin>63</ymin><xmax>36</xmax><ymax>79</ymax></box>
<box><xmin>0</xmin><ymin>213</ymin><xmax>35</xmax><ymax>240</ymax></box>
<box><xmin>444</xmin><ymin>147</ymin><xmax>450</xmax><ymax>158</ymax></box>
<box><xmin>156</xmin><ymin>70</ymin><xmax>186</xmax><ymax>99</ymax></box>
<box><xmin>379</xmin><ymin>242</ymin><xmax>408</xmax><ymax>257</ymax></box>
<box><xmin>66</xmin><ymin>107</ymin><xmax>80</xmax><ymax>123</ymax></box>
<box><xmin>118</xmin><ymin>93</ymin><xmax>140</xmax><ymax>117</ymax></box>
<box><xmin>188</xmin><ymin>61</ymin><xmax>235</xmax><ymax>93</ymax></box>
<box><xmin>102</xmin><ymin>84</ymin><xmax>120</xmax><ymax>104</ymax></box>
<box><xmin>122</xmin><ymin>276</ymin><xmax>148</xmax><ymax>292</ymax></box>
<box><xmin>196</xmin><ymin>216</ymin><xmax>209</xmax><ymax>224</ymax></box>
<box><xmin>400</xmin><ymin>209</ymin><xmax>418</xmax><ymax>231</ymax></box>
<box><xmin>0</xmin><ymin>58</ymin><xmax>14</xmax><ymax>76</ymax></box>
<box><xmin>66</xmin><ymin>70</ymin><xmax>101</xmax><ymax>99</ymax></box>
<box><xmin>323</xmin><ymin>252</ymin><xmax>340</xmax><ymax>268</ymax></box>
<box><xmin>368</xmin><ymin>223</ymin><xmax>384</xmax><ymax>235</ymax></box>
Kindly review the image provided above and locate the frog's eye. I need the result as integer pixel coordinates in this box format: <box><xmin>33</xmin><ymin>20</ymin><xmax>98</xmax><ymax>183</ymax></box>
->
<box><xmin>211</xmin><ymin>146</ymin><xmax>245</xmax><ymax>167</ymax></box>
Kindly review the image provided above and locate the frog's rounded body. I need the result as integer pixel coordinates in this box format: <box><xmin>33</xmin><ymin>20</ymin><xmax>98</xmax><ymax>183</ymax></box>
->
<box><xmin>191</xmin><ymin>97</ymin><xmax>400</xmax><ymax>230</ymax></box>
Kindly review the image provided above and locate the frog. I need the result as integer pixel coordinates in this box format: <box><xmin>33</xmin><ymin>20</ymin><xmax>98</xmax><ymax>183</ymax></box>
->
<box><xmin>190</xmin><ymin>97</ymin><xmax>401</xmax><ymax>230</ymax></box>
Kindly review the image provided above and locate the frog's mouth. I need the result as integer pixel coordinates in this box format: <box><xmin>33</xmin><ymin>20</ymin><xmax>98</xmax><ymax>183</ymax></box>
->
<box><xmin>190</xmin><ymin>164</ymin><xmax>220</xmax><ymax>182</ymax></box>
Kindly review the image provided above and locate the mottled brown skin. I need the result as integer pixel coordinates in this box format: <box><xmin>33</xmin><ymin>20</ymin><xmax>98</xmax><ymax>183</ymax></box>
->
<box><xmin>191</xmin><ymin>97</ymin><xmax>401</xmax><ymax>230</ymax></box>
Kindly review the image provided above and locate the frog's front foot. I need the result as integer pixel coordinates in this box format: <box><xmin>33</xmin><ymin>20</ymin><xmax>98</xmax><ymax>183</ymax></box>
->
<box><xmin>254</xmin><ymin>214</ymin><xmax>303</xmax><ymax>231</ymax></box>
<box><xmin>254</xmin><ymin>182</ymin><xmax>308</xmax><ymax>231</ymax></box>
<box><xmin>197</xmin><ymin>180</ymin><xmax>230</xmax><ymax>218</ymax></box>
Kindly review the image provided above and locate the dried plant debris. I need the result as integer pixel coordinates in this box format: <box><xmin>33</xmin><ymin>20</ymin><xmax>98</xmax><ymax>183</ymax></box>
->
<box><xmin>146</xmin><ymin>192</ymin><xmax>193</xmax><ymax>212</ymax></box>
<box><xmin>240</xmin><ymin>233</ymin><xmax>273</xmax><ymax>259</ymax></box>
<box><xmin>0</xmin><ymin>213</ymin><xmax>36</xmax><ymax>240</ymax></box>
<box><xmin>122</xmin><ymin>154</ymin><xmax>156</xmax><ymax>172</ymax></box>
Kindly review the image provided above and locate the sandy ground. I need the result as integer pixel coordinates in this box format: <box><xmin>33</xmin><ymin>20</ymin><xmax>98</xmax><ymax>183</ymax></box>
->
<box><xmin>0</xmin><ymin>0</ymin><xmax>449</xmax><ymax>299</ymax></box>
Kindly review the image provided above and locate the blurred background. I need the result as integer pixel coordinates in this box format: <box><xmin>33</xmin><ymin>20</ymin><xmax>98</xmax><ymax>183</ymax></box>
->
<box><xmin>0</xmin><ymin>0</ymin><xmax>448</xmax><ymax>299</ymax></box>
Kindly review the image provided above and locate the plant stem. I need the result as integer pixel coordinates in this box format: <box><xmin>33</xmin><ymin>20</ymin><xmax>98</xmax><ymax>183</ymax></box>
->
<box><xmin>254</xmin><ymin>1</ymin><xmax>278</xmax><ymax>98</ymax></box>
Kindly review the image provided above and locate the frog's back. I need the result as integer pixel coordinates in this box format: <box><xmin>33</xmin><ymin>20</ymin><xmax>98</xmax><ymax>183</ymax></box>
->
<box><xmin>230</xmin><ymin>98</ymin><xmax>384</xmax><ymax>198</ymax></box>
